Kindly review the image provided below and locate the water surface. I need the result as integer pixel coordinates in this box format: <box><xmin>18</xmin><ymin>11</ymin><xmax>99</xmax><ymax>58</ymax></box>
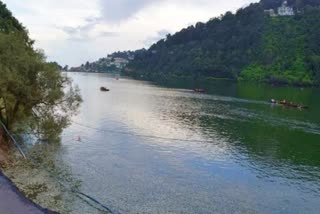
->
<box><xmin>59</xmin><ymin>73</ymin><xmax>320</xmax><ymax>213</ymax></box>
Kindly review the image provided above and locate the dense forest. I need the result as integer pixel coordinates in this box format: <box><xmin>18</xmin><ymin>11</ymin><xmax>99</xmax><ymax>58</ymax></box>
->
<box><xmin>0</xmin><ymin>1</ymin><xmax>81</xmax><ymax>142</ymax></box>
<box><xmin>125</xmin><ymin>0</ymin><xmax>320</xmax><ymax>86</ymax></box>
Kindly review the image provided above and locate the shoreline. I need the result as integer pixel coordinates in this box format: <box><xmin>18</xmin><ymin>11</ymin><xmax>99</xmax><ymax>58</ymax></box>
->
<box><xmin>66</xmin><ymin>71</ymin><xmax>319</xmax><ymax>88</ymax></box>
<box><xmin>0</xmin><ymin>170</ymin><xmax>58</xmax><ymax>214</ymax></box>
<box><xmin>0</xmin><ymin>142</ymin><xmax>58</xmax><ymax>214</ymax></box>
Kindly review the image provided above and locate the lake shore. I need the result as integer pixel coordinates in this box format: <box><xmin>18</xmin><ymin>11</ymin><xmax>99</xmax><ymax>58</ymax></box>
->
<box><xmin>0</xmin><ymin>170</ymin><xmax>58</xmax><ymax>214</ymax></box>
<box><xmin>0</xmin><ymin>142</ymin><xmax>58</xmax><ymax>214</ymax></box>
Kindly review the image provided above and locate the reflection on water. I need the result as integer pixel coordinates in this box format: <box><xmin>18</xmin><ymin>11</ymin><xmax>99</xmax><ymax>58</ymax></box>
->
<box><xmin>5</xmin><ymin>72</ymin><xmax>320</xmax><ymax>213</ymax></box>
<box><xmin>59</xmin><ymin>73</ymin><xmax>320</xmax><ymax>213</ymax></box>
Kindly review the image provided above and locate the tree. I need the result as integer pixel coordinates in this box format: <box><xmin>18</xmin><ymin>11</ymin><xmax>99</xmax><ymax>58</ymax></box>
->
<box><xmin>63</xmin><ymin>65</ymin><xmax>69</xmax><ymax>71</ymax></box>
<box><xmin>310</xmin><ymin>55</ymin><xmax>320</xmax><ymax>83</ymax></box>
<box><xmin>85</xmin><ymin>61</ymin><xmax>90</xmax><ymax>69</ymax></box>
<box><xmin>0</xmin><ymin>2</ymin><xmax>81</xmax><ymax>143</ymax></box>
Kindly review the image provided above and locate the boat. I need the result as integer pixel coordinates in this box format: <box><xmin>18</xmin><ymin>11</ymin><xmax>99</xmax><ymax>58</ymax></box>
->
<box><xmin>270</xmin><ymin>99</ymin><xmax>277</xmax><ymax>104</ymax></box>
<box><xmin>269</xmin><ymin>99</ymin><xmax>308</xmax><ymax>109</ymax></box>
<box><xmin>194</xmin><ymin>88</ymin><xmax>205</xmax><ymax>93</ymax></box>
<box><xmin>100</xmin><ymin>87</ymin><xmax>110</xmax><ymax>92</ymax></box>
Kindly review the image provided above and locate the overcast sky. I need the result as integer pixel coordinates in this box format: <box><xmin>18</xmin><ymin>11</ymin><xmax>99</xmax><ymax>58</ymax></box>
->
<box><xmin>3</xmin><ymin>0</ymin><xmax>258</xmax><ymax>66</ymax></box>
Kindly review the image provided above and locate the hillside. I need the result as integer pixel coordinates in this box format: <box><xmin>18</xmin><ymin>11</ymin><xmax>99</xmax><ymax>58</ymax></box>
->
<box><xmin>69</xmin><ymin>51</ymin><xmax>139</xmax><ymax>73</ymax></box>
<box><xmin>124</xmin><ymin>0</ymin><xmax>320</xmax><ymax>86</ymax></box>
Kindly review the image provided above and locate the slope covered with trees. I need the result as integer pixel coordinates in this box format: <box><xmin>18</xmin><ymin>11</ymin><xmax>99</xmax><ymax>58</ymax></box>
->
<box><xmin>0</xmin><ymin>1</ymin><xmax>81</xmax><ymax>142</ymax></box>
<box><xmin>70</xmin><ymin>51</ymin><xmax>137</xmax><ymax>73</ymax></box>
<box><xmin>125</xmin><ymin>0</ymin><xmax>320</xmax><ymax>86</ymax></box>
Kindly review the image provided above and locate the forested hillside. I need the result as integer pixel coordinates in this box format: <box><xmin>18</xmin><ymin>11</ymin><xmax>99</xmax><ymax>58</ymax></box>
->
<box><xmin>125</xmin><ymin>0</ymin><xmax>320</xmax><ymax>86</ymax></box>
<box><xmin>70</xmin><ymin>51</ymin><xmax>138</xmax><ymax>73</ymax></box>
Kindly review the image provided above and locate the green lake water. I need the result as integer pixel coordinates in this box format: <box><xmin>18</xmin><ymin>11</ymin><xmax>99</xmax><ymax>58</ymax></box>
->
<box><xmin>7</xmin><ymin>72</ymin><xmax>320</xmax><ymax>213</ymax></box>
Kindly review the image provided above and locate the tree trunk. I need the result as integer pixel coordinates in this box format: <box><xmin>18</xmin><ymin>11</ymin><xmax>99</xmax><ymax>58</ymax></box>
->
<box><xmin>0</xmin><ymin>126</ymin><xmax>10</xmax><ymax>165</ymax></box>
<box><xmin>0</xmin><ymin>126</ymin><xmax>4</xmax><ymax>145</ymax></box>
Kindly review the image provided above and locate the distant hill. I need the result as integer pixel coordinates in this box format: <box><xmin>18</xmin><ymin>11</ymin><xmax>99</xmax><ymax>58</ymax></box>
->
<box><xmin>69</xmin><ymin>51</ymin><xmax>141</xmax><ymax>73</ymax></box>
<box><xmin>124</xmin><ymin>0</ymin><xmax>320</xmax><ymax>86</ymax></box>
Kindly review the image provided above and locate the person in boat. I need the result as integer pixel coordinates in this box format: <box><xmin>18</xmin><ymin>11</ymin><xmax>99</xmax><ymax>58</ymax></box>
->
<box><xmin>100</xmin><ymin>87</ymin><xmax>110</xmax><ymax>92</ymax></box>
<box><xmin>194</xmin><ymin>88</ymin><xmax>205</xmax><ymax>93</ymax></box>
<box><xmin>271</xmin><ymin>99</ymin><xmax>277</xmax><ymax>104</ymax></box>
<box><xmin>280</xmin><ymin>99</ymin><xmax>287</xmax><ymax>105</ymax></box>
<box><xmin>270</xmin><ymin>98</ymin><xmax>308</xmax><ymax>109</ymax></box>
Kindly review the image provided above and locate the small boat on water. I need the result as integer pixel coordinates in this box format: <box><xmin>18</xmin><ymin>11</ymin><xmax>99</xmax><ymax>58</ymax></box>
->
<box><xmin>270</xmin><ymin>99</ymin><xmax>308</xmax><ymax>109</ymax></box>
<box><xmin>194</xmin><ymin>88</ymin><xmax>205</xmax><ymax>93</ymax></box>
<box><xmin>100</xmin><ymin>87</ymin><xmax>110</xmax><ymax>92</ymax></box>
<box><xmin>270</xmin><ymin>99</ymin><xmax>277</xmax><ymax>104</ymax></box>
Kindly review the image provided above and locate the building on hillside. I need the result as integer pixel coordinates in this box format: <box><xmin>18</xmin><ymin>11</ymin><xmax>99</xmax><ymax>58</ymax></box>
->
<box><xmin>114</xmin><ymin>57</ymin><xmax>129</xmax><ymax>64</ymax></box>
<box><xmin>278</xmin><ymin>1</ymin><xmax>294</xmax><ymax>16</ymax></box>
<box><xmin>264</xmin><ymin>9</ymin><xmax>277</xmax><ymax>17</ymax></box>
<box><xmin>113</xmin><ymin>57</ymin><xmax>129</xmax><ymax>69</ymax></box>
<box><xmin>265</xmin><ymin>1</ymin><xmax>294</xmax><ymax>17</ymax></box>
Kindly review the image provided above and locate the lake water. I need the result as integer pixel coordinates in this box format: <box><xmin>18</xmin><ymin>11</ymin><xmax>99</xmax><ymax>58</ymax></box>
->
<box><xmin>10</xmin><ymin>72</ymin><xmax>320</xmax><ymax>213</ymax></box>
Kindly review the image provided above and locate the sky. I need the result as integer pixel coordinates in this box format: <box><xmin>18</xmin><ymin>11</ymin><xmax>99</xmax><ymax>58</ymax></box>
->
<box><xmin>3</xmin><ymin>0</ymin><xmax>258</xmax><ymax>66</ymax></box>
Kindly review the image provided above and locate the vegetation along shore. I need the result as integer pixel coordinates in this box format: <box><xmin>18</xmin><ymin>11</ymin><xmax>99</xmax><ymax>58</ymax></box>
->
<box><xmin>0</xmin><ymin>1</ymin><xmax>81</xmax><ymax>212</ymax></box>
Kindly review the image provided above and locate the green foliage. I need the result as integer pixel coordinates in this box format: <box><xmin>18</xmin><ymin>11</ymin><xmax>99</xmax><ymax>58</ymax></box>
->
<box><xmin>309</xmin><ymin>55</ymin><xmax>320</xmax><ymax>81</ymax></box>
<box><xmin>125</xmin><ymin>0</ymin><xmax>320</xmax><ymax>86</ymax></box>
<box><xmin>47</xmin><ymin>61</ymin><xmax>63</xmax><ymax>70</ymax></box>
<box><xmin>0</xmin><ymin>2</ymin><xmax>81</xmax><ymax>142</ymax></box>
<box><xmin>0</xmin><ymin>2</ymin><xmax>25</xmax><ymax>33</ymax></box>
<box><xmin>126</xmin><ymin>3</ymin><xmax>265</xmax><ymax>81</ymax></box>
<box><xmin>254</xmin><ymin>14</ymin><xmax>314</xmax><ymax>85</ymax></box>
<box><xmin>240</xmin><ymin>64</ymin><xmax>267</xmax><ymax>81</ymax></box>
<box><xmin>283</xmin><ymin>57</ymin><xmax>312</xmax><ymax>84</ymax></box>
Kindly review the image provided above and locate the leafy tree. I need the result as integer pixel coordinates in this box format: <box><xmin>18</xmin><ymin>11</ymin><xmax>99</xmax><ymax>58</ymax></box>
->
<box><xmin>63</xmin><ymin>65</ymin><xmax>69</xmax><ymax>71</ymax></box>
<box><xmin>0</xmin><ymin>2</ymin><xmax>81</xmax><ymax>143</ymax></box>
<box><xmin>309</xmin><ymin>55</ymin><xmax>320</xmax><ymax>82</ymax></box>
<box><xmin>239</xmin><ymin>64</ymin><xmax>267</xmax><ymax>81</ymax></box>
<box><xmin>85</xmin><ymin>61</ymin><xmax>90</xmax><ymax>69</ymax></box>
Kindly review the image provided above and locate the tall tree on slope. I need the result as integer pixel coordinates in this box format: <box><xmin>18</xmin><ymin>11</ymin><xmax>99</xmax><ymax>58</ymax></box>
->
<box><xmin>0</xmin><ymin>1</ymin><xmax>81</xmax><ymax>143</ymax></box>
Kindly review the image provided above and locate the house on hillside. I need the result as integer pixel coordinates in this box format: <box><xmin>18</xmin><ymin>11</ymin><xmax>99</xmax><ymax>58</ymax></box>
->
<box><xmin>113</xmin><ymin>57</ymin><xmax>129</xmax><ymax>69</ymax></box>
<box><xmin>265</xmin><ymin>1</ymin><xmax>294</xmax><ymax>16</ymax></box>
<box><xmin>264</xmin><ymin>9</ymin><xmax>277</xmax><ymax>17</ymax></box>
<box><xmin>278</xmin><ymin>1</ymin><xmax>294</xmax><ymax>16</ymax></box>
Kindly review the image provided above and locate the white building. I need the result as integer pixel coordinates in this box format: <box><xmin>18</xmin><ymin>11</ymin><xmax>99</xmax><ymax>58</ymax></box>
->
<box><xmin>264</xmin><ymin>9</ymin><xmax>277</xmax><ymax>17</ymax></box>
<box><xmin>113</xmin><ymin>58</ymin><xmax>129</xmax><ymax>69</ymax></box>
<box><xmin>278</xmin><ymin>1</ymin><xmax>294</xmax><ymax>16</ymax></box>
